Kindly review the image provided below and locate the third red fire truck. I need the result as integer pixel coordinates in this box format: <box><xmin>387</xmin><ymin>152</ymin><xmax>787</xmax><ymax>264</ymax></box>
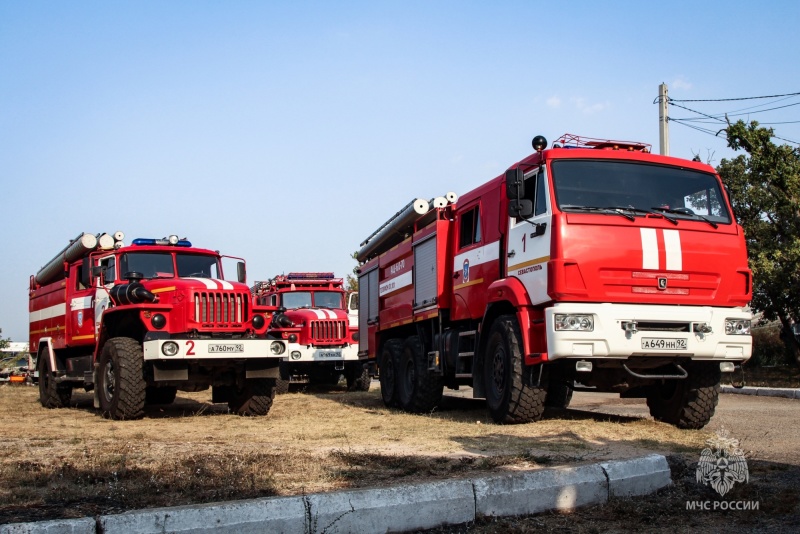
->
<box><xmin>253</xmin><ymin>273</ymin><xmax>369</xmax><ymax>392</ymax></box>
<box><xmin>357</xmin><ymin>134</ymin><xmax>752</xmax><ymax>429</ymax></box>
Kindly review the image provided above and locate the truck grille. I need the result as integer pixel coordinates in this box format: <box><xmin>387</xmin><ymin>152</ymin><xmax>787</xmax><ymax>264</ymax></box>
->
<box><xmin>310</xmin><ymin>320</ymin><xmax>346</xmax><ymax>342</ymax></box>
<box><xmin>194</xmin><ymin>291</ymin><xmax>248</xmax><ymax>326</ymax></box>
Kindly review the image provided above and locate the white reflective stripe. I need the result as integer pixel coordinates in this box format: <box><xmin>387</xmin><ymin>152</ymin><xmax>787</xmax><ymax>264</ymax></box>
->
<box><xmin>70</xmin><ymin>296</ymin><xmax>93</xmax><ymax>310</ymax></box>
<box><xmin>212</xmin><ymin>278</ymin><xmax>234</xmax><ymax>290</ymax></box>
<box><xmin>310</xmin><ymin>309</ymin><xmax>327</xmax><ymax>319</ymax></box>
<box><xmin>640</xmin><ymin>228</ymin><xmax>659</xmax><ymax>270</ymax></box>
<box><xmin>379</xmin><ymin>270</ymin><xmax>412</xmax><ymax>296</ymax></box>
<box><xmin>322</xmin><ymin>309</ymin><xmax>337</xmax><ymax>319</ymax></box>
<box><xmin>453</xmin><ymin>240</ymin><xmax>500</xmax><ymax>271</ymax></box>
<box><xmin>186</xmin><ymin>277</ymin><xmax>218</xmax><ymax>289</ymax></box>
<box><xmin>30</xmin><ymin>303</ymin><xmax>66</xmax><ymax>323</ymax></box>
<box><xmin>663</xmin><ymin>229</ymin><xmax>682</xmax><ymax>271</ymax></box>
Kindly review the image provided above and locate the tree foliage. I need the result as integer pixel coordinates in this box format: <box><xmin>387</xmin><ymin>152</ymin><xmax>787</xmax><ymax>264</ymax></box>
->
<box><xmin>0</xmin><ymin>329</ymin><xmax>9</xmax><ymax>350</ymax></box>
<box><xmin>718</xmin><ymin>120</ymin><xmax>800</xmax><ymax>363</ymax></box>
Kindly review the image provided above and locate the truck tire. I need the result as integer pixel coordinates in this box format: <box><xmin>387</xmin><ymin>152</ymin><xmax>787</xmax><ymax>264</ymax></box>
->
<box><xmin>346</xmin><ymin>364</ymin><xmax>371</xmax><ymax>391</ymax></box>
<box><xmin>145</xmin><ymin>386</ymin><xmax>177</xmax><ymax>405</ymax></box>
<box><xmin>647</xmin><ymin>368</ymin><xmax>721</xmax><ymax>429</ymax></box>
<box><xmin>397</xmin><ymin>336</ymin><xmax>444</xmax><ymax>413</ymax></box>
<box><xmin>484</xmin><ymin>315</ymin><xmax>546</xmax><ymax>424</ymax></box>
<box><xmin>97</xmin><ymin>337</ymin><xmax>146</xmax><ymax>420</ymax></box>
<box><xmin>646</xmin><ymin>363</ymin><xmax>721</xmax><ymax>429</ymax></box>
<box><xmin>379</xmin><ymin>339</ymin><xmax>403</xmax><ymax>407</ymax></box>
<box><xmin>544</xmin><ymin>380</ymin><xmax>573</xmax><ymax>409</ymax></box>
<box><xmin>275</xmin><ymin>362</ymin><xmax>290</xmax><ymax>394</ymax></box>
<box><xmin>38</xmin><ymin>353</ymin><xmax>72</xmax><ymax>408</ymax></box>
<box><xmin>228</xmin><ymin>378</ymin><xmax>276</xmax><ymax>416</ymax></box>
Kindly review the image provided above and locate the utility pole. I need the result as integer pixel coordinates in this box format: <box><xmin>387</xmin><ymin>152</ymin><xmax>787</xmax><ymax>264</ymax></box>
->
<box><xmin>658</xmin><ymin>83</ymin><xmax>669</xmax><ymax>156</ymax></box>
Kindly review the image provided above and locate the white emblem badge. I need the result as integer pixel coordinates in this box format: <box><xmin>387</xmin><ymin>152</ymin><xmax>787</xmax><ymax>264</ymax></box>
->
<box><xmin>696</xmin><ymin>428</ymin><xmax>749</xmax><ymax>497</ymax></box>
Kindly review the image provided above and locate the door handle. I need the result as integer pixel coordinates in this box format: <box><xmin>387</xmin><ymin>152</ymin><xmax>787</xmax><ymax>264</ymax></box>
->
<box><xmin>507</xmin><ymin>250</ymin><xmax>516</xmax><ymax>258</ymax></box>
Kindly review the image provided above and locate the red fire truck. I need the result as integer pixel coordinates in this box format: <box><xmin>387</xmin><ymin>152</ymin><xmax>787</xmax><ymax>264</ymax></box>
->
<box><xmin>253</xmin><ymin>273</ymin><xmax>369</xmax><ymax>393</ymax></box>
<box><xmin>29</xmin><ymin>232</ymin><xmax>287</xmax><ymax>419</ymax></box>
<box><xmin>357</xmin><ymin>134</ymin><xmax>752</xmax><ymax>429</ymax></box>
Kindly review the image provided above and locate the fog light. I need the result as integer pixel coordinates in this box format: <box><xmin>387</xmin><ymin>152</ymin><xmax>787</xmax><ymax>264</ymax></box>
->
<box><xmin>555</xmin><ymin>314</ymin><xmax>594</xmax><ymax>331</ymax></box>
<box><xmin>720</xmin><ymin>362</ymin><xmax>736</xmax><ymax>373</ymax></box>
<box><xmin>270</xmin><ymin>341</ymin><xmax>285</xmax><ymax>355</ymax></box>
<box><xmin>576</xmin><ymin>360</ymin><xmax>593</xmax><ymax>372</ymax></box>
<box><xmin>252</xmin><ymin>314</ymin><xmax>265</xmax><ymax>329</ymax></box>
<box><xmin>291</xmin><ymin>351</ymin><xmax>302</xmax><ymax>360</ymax></box>
<box><xmin>151</xmin><ymin>313</ymin><xmax>166</xmax><ymax>329</ymax></box>
<box><xmin>162</xmin><ymin>341</ymin><xmax>179</xmax><ymax>356</ymax></box>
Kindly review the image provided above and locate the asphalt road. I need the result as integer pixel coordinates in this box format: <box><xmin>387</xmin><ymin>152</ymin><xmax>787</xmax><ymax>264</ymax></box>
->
<box><xmin>567</xmin><ymin>391</ymin><xmax>800</xmax><ymax>465</ymax></box>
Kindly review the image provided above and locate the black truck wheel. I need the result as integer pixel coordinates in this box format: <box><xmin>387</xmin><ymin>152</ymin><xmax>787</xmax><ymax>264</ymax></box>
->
<box><xmin>647</xmin><ymin>363</ymin><xmax>721</xmax><ymax>429</ymax></box>
<box><xmin>275</xmin><ymin>362</ymin><xmax>290</xmax><ymax>394</ymax></box>
<box><xmin>38</xmin><ymin>353</ymin><xmax>72</xmax><ymax>408</ymax></box>
<box><xmin>228</xmin><ymin>378</ymin><xmax>276</xmax><ymax>416</ymax></box>
<box><xmin>346</xmin><ymin>363</ymin><xmax>371</xmax><ymax>391</ymax></box>
<box><xmin>484</xmin><ymin>315</ymin><xmax>546</xmax><ymax>424</ymax></box>
<box><xmin>379</xmin><ymin>339</ymin><xmax>403</xmax><ymax>407</ymax></box>
<box><xmin>544</xmin><ymin>380</ymin><xmax>574</xmax><ymax>409</ymax></box>
<box><xmin>97</xmin><ymin>337</ymin><xmax>146</xmax><ymax>420</ymax></box>
<box><xmin>397</xmin><ymin>336</ymin><xmax>443</xmax><ymax>413</ymax></box>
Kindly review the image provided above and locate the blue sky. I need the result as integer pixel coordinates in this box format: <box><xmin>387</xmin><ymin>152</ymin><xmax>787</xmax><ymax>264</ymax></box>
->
<box><xmin>2</xmin><ymin>1</ymin><xmax>799</xmax><ymax>342</ymax></box>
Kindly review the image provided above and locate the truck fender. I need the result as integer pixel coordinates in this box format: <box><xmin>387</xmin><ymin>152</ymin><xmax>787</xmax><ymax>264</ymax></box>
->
<box><xmin>482</xmin><ymin>278</ymin><xmax>547</xmax><ymax>366</ymax></box>
<box><xmin>485</xmin><ymin>277</ymin><xmax>533</xmax><ymax>309</ymax></box>
<box><xmin>37</xmin><ymin>337</ymin><xmax>57</xmax><ymax>374</ymax></box>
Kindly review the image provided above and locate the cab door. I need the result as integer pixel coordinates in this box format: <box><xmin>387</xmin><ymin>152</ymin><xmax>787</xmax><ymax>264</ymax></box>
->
<box><xmin>506</xmin><ymin>168</ymin><xmax>551</xmax><ymax>305</ymax></box>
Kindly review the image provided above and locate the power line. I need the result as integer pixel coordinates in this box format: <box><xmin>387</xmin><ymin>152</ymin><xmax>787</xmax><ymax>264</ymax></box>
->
<box><xmin>668</xmin><ymin>91</ymin><xmax>800</xmax><ymax>103</ymax></box>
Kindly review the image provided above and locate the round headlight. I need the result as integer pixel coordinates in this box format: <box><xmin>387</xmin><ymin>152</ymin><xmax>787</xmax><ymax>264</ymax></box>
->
<box><xmin>162</xmin><ymin>341</ymin><xmax>179</xmax><ymax>356</ymax></box>
<box><xmin>252</xmin><ymin>314</ymin><xmax>265</xmax><ymax>329</ymax></box>
<box><xmin>290</xmin><ymin>351</ymin><xmax>302</xmax><ymax>360</ymax></box>
<box><xmin>151</xmin><ymin>313</ymin><xmax>166</xmax><ymax>329</ymax></box>
<box><xmin>270</xmin><ymin>341</ymin><xmax>285</xmax><ymax>355</ymax></box>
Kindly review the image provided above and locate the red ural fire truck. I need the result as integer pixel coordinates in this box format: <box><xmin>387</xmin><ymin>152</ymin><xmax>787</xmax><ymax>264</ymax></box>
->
<box><xmin>357</xmin><ymin>134</ymin><xmax>752</xmax><ymax>429</ymax></box>
<box><xmin>28</xmin><ymin>232</ymin><xmax>287</xmax><ymax>419</ymax></box>
<box><xmin>253</xmin><ymin>273</ymin><xmax>369</xmax><ymax>393</ymax></box>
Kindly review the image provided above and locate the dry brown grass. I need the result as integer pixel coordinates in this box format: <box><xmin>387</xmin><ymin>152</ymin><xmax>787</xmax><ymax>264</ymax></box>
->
<box><xmin>0</xmin><ymin>384</ymin><xmax>713</xmax><ymax>525</ymax></box>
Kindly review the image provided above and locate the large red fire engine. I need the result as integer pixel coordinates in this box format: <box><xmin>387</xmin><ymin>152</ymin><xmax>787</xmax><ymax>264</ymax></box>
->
<box><xmin>28</xmin><ymin>232</ymin><xmax>287</xmax><ymax>419</ymax></box>
<box><xmin>253</xmin><ymin>273</ymin><xmax>369</xmax><ymax>393</ymax></box>
<box><xmin>357</xmin><ymin>134</ymin><xmax>752</xmax><ymax>429</ymax></box>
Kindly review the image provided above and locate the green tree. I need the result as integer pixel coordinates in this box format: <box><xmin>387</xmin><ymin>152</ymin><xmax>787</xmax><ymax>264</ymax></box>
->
<box><xmin>718</xmin><ymin>120</ymin><xmax>800</xmax><ymax>364</ymax></box>
<box><xmin>0</xmin><ymin>329</ymin><xmax>9</xmax><ymax>351</ymax></box>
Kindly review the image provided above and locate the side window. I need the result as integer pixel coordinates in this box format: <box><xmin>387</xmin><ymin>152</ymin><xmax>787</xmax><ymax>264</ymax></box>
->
<box><xmin>99</xmin><ymin>257</ymin><xmax>116</xmax><ymax>286</ymax></box>
<box><xmin>515</xmin><ymin>171</ymin><xmax>548</xmax><ymax>222</ymax></box>
<box><xmin>459</xmin><ymin>205</ymin><xmax>481</xmax><ymax>248</ymax></box>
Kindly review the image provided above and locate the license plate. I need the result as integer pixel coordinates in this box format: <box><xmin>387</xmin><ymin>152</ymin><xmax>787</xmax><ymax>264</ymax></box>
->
<box><xmin>641</xmin><ymin>338</ymin><xmax>687</xmax><ymax>350</ymax></box>
<box><xmin>318</xmin><ymin>351</ymin><xmax>342</xmax><ymax>359</ymax></box>
<box><xmin>208</xmin><ymin>343</ymin><xmax>244</xmax><ymax>353</ymax></box>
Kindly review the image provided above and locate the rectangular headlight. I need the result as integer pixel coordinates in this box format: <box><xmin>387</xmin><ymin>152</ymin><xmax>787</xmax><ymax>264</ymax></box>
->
<box><xmin>554</xmin><ymin>314</ymin><xmax>594</xmax><ymax>331</ymax></box>
<box><xmin>725</xmin><ymin>319</ymin><xmax>751</xmax><ymax>335</ymax></box>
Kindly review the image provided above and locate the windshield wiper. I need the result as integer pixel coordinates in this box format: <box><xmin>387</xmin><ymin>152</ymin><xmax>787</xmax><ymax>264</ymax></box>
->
<box><xmin>651</xmin><ymin>207</ymin><xmax>717</xmax><ymax>228</ymax></box>
<box><xmin>560</xmin><ymin>205</ymin><xmax>635</xmax><ymax>221</ymax></box>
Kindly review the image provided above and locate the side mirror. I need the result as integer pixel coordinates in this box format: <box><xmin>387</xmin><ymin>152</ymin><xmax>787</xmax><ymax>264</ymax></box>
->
<box><xmin>508</xmin><ymin>199</ymin><xmax>533</xmax><ymax>219</ymax></box>
<box><xmin>237</xmin><ymin>262</ymin><xmax>246</xmax><ymax>284</ymax></box>
<box><xmin>81</xmin><ymin>257</ymin><xmax>92</xmax><ymax>288</ymax></box>
<box><xmin>505</xmin><ymin>168</ymin><xmax>524</xmax><ymax>199</ymax></box>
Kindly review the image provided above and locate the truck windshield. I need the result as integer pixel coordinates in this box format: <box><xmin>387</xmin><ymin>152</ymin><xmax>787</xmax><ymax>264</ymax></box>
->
<box><xmin>120</xmin><ymin>253</ymin><xmax>220</xmax><ymax>279</ymax></box>
<box><xmin>283</xmin><ymin>292</ymin><xmax>312</xmax><ymax>308</ymax></box>
<box><xmin>550</xmin><ymin>160</ymin><xmax>732</xmax><ymax>224</ymax></box>
<box><xmin>314</xmin><ymin>291</ymin><xmax>343</xmax><ymax>309</ymax></box>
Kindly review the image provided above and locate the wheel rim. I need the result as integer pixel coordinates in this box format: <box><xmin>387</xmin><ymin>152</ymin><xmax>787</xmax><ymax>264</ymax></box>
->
<box><xmin>103</xmin><ymin>359</ymin><xmax>116</xmax><ymax>403</ymax></box>
<box><xmin>490</xmin><ymin>345</ymin><xmax>506</xmax><ymax>399</ymax></box>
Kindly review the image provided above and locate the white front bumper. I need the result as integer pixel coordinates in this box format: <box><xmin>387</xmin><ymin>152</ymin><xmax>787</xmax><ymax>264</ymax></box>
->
<box><xmin>143</xmin><ymin>338</ymin><xmax>287</xmax><ymax>361</ymax></box>
<box><xmin>544</xmin><ymin>303</ymin><xmax>752</xmax><ymax>362</ymax></box>
<box><xmin>282</xmin><ymin>343</ymin><xmax>359</xmax><ymax>363</ymax></box>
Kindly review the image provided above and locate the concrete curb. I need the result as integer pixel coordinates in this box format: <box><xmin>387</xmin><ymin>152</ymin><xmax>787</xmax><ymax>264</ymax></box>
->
<box><xmin>1</xmin><ymin>454</ymin><xmax>671</xmax><ymax>534</ymax></box>
<box><xmin>721</xmin><ymin>385</ymin><xmax>800</xmax><ymax>399</ymax></box>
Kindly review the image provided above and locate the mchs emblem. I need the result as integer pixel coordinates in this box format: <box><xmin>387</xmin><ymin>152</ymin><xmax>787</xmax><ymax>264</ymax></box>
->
<box><xmin>696</xmin><ymin>429</ymin><xmax>749</xmax><ymax>497</ymax></box>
